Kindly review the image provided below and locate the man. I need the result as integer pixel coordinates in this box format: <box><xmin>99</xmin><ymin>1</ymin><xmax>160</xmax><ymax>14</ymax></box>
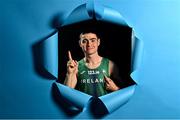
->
<box><xmin>64</xmin><ymin>32</ymin><xmax>121</xmax><ymax>97</ymax></box>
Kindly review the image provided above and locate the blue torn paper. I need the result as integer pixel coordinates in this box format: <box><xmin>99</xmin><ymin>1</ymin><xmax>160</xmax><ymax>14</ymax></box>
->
<box><xmin>40</xmin><ymin>32</ymin><xmax>58</xmax><ymax>78</ymax></box>
<box><xmin>40</xmin><ymin>1</ymin><xmax>143</xmax><ymax>114</ymax></box>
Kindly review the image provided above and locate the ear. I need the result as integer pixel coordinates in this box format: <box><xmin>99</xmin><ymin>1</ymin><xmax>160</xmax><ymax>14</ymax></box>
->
<box><xmin>79</xmin><ymin>40</ymin><xmax>82</xmax><ymax>47</ymax></box>
<box><xmin>98</xmin><ymin>38</ymin><xmax>100</xmax><ymax>46</ymax></box>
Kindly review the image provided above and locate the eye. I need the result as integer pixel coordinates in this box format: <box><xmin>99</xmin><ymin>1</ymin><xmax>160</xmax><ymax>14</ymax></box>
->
<box><xmin>91</xmin><ymin>38</ymin><xmax>97</xmax><ymax>42</ymax></box>
<box><xmin>82</xmin><ymin>39</ymin><xmax>88</xmax><ymax>44</ymax></box>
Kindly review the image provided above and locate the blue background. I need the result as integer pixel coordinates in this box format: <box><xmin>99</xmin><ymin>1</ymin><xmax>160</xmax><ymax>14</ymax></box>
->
<box><xmin>0</xmin><ymin>0</ymin><xmax>180</xmax><ymax>119</ymax></box>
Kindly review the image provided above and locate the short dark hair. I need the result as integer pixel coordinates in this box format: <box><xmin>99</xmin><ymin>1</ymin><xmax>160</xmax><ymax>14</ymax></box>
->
<box><xmin>79</xmin><ymin>29</ymin><xmax>100</xmax><ymax>39</ymax></box>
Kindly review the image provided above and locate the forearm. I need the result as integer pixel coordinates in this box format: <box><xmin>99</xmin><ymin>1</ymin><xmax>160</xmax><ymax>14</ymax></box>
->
<box><xmin>64</xmin><ymin>73</ymin><xmax>77</xmax><ymax>88</ymax></box>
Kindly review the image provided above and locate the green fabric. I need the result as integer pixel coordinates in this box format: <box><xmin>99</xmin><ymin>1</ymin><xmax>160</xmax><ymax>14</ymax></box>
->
<box><xmin>76</xmin><ymin>57</ymin><xmax>110</xmax><ymax>97</ymax></box>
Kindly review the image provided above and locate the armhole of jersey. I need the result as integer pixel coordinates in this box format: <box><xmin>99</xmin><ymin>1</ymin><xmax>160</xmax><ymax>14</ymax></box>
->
<box><xmin>77</xmin><ymin>59</ymin><xmax>82</xmax><ymax>79</ymax></box>
<box><xmin>107</xmin><ymin>59</ymin><xmax>110</xmax><ymax>77</ymax></box>
<box><xmin>102</xmin><ymin>58</ymin><xmax>110</xmax><ymax>77</ymax></box>
<box><xmin>77</xmin><ymin>58</ymin><xmax>85</xmax><ymax>79</ymax></box>
<box><xmin>76</xmin><ymin>60</ymin><xmax>82</xmax><ymax>90</ymax></box>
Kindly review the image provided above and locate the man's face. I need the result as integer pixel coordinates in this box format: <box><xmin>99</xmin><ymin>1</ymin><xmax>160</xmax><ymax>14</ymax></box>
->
<box><xmin>79</xmin><ymin>33</ymin><xmax>100</xmax><ymax>55</ymax></box>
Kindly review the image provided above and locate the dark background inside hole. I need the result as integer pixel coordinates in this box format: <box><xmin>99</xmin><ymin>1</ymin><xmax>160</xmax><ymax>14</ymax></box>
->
<box><xmin>58</xmin><ymin>19</ymin><xmax>135</xmax><ymax>88</ymax></box>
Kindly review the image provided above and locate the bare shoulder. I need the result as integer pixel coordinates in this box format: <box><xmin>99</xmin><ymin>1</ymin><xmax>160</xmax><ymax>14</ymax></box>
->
<box><xmin>109</xmin><ymin>60</ymin><xmax>116</xmax><ymax>75</ymax></box>
<box><xmin>108</xmin><ymin>59</ymin><xmax>120</xmax><ymax>80</ymax></box>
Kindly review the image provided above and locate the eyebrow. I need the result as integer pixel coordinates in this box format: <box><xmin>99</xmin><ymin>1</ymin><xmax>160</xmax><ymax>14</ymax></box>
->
<box><xmin>90</xmin><ymin>38</ymin><xmax>97</xmax><ymax>40</ymax></box>
<box><xmin>82</xmin><ymin>38</ymin><xmax>97</xmax><ymax>40</ymax></box>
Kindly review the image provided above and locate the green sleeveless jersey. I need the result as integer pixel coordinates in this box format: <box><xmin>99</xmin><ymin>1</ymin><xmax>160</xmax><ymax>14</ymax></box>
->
<box><xmin>76</xmin><ymin>57</ymin><xmax>110</xmax><ymax>97</ymax></box>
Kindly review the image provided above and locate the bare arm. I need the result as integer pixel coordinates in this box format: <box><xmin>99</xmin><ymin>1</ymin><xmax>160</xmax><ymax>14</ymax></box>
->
<box><xmin>104</xmin><ymin>60</ymin><xmax>121</xmax><ymax>91</ymax></box>
<box><xmin>109</xmin><ymin>60</ymin><xmax>122</xmax><ymax>84</ymax></box>
<box><xmin>64</xmin><ymin>73</ymin><xmax>77</xmax><ymax>88</ymax></box>
<box><xmin>64</xmin><ymin>51</ymin><xmax>78</xmax><ymax>88</ymax></box>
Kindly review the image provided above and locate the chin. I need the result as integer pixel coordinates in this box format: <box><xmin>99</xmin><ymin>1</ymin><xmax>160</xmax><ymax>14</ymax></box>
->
<box><xmin>86</xmin><ymin>51</ymin><xmax>96</xmax><ymax>55</ymax></box>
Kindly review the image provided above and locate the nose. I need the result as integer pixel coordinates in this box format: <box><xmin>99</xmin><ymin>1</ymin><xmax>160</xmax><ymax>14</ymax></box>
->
<box><xmin>87</xmin><ymin>40</ymin><xmax>91</xmax><ymax>46</ymax></box>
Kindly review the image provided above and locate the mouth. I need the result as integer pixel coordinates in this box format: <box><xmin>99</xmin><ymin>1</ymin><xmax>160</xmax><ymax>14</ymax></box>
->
<box><xmin>87</xmin><ymin>47</ymin><xmax>94</xmax><ymax>50</ymax></box>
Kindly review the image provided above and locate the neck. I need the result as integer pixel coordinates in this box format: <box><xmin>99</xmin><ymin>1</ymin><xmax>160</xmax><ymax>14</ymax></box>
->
<box><xmin>84</xmin><ymin>52</ymin><xmax>101</xmax><ymax>65</ymax></box>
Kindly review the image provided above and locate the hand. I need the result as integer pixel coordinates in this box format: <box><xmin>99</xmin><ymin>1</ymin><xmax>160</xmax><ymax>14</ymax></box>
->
<box><xmin>67</xmin><ymin>51</ymin><xmax>78</xmax><ymax>75</ymax></box>
<box><xmin>104</xmin><ymin>74</ymin><xmax>119</xmax><ymax>91</ymax></box>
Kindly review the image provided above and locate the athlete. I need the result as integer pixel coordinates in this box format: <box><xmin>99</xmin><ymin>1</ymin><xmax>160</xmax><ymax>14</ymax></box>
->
<box><xmin>64</xmin><ymin>32</ymin><xmax>121</xmax><ymax>97</ymax></box>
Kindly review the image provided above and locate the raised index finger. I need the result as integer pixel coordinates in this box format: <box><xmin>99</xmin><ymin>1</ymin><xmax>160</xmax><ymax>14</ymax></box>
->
<box><xmin>68</xmin><ymin>50</ymin><xmax>72</xmax><ymax>60</ymax></box>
